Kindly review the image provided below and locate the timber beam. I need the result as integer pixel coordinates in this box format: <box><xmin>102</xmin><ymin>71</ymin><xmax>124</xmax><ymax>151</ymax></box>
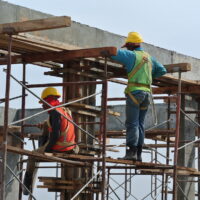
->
<box><xmin>0</xmin><ymin>47</ymin><xmax>117</xmax><ymax>65</ymax></box>
<box><xmin>104</xmin><ymin>129</ymin><xmax>176</xmax><ymax>139</ymax></box>
<box><xmin>164</xmin><ymin>63</ymin><xmax>191</xmax><ymax>73</ymax></box>
<box><xmin>145</xmin><ymin>129</ymin><xmax>175</xmax><ymax>137</ymax></box>
<box><xmin>0</xmin><ymin>16</ymin><xmax>71</xmax><ymax>34</ymax></box>
<box><xmin>152</xmin><ymin>85</ymin><xmax>200</xmax><ymax>94</ymax></box>
<box><xmin>7</xmin><ymin>145</ymin><xmax>90</xmax><ymax>167</ymax></box>
<box><xmin>140</xmin><ymin>168</ymin><xmax>200</xmax><ymax>176</ymax></box>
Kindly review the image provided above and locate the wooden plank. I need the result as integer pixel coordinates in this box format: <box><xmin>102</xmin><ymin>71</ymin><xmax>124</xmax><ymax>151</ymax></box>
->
<box><xmin>38</xmin><ymin>185</ymin><xmax>75</xmax><ymax>190</ymax></box>
<box><xmin>105</xmin><ymin>129</ymin><xmax>175</xmax><ymax>138</ymax></box>
<box><xmin>54</xmin><ymin>153</ymin><xmax>102</xmax><ymax>162</ymax></box>
<box><xmin>7</xmin><ymin>145</ymin><xmax>90</xmax><ymax>166</ymax></box>
<box><xmin>145</xmin><ymin>129</ymin><xmax>175</xmax><ymax>137</ymax></box>
<box><xmin>44</xmin><ymin>68</ymin><xmax>101</xmax><ymax>79</ymax></box>
<box><xmin>156</xmin><ymin>74</ymin><xmax>200</xmax><ymax>86</ymax></box>
<box><xmin>164</xmin><ymin>63</ymin><xmax>191</xmax><ymax>73</ymax></box>
<box><xmin>105</xmin><ymin>130</ymin><xmax>126</xmax><ymax>138</ymax></box>
<box><xmin>38</xmin><ymin>177</ymin><xmax>83</xmax><ymax>184</ymax></box>
<box><xmin>141</xmin><ymin>168</ymin><xmax>200</xmax><ymax>176</ymax></box>
<box><xmin>152</xmin><ymin>86</ymin><xmax>177</xmax><ymax>94</ymax></box>
<box><xmin>33</xmin><ymin>61</ymin><xmax>61</xmax><ymax>69</ymax></box>
<box><xmin>108</xmin><ymin>63</ymin><xmax>191</xmax><ymax>81</ymax></box>
<box><xmin>0</xmin><ymin>16</ymin><xmax>71</xmax><ymax>34</ymax></box>
<box><xmin>153</xmin><ymin>85</ymin><xmax>200</xmax><ymax>94</ymax></box>
<box><xmin>69</xmin><ymin>108</ymin><xmax>98</xmax><ymax>117</ymax></box>
<box><xmin>144</xmin><ymin>144</ymin><xmax>175</xmax><ymax>148</ymax></box>
<box><xmin>0</xmin><ymin>125</ymin><xmax>21</xmax><ymax>133</ymax></box>
<box><xmin>105</xmin><ymin>157</ymin><xmax>174</xmax><ymax>168</ymax></box>
<box><xmin>0</xmin><ymin>47</ymin><xmax>117</xmax><ymax>65</ymax></box>
<box><xmin>70</xmin><ymin>103</ymin><xmax>120</xmax><ymax>116</ymax></box>
<box><xmin>0</xmin><ymin>35</ymin><xmax>67</xmax><ymax>55</ymax></box>
<box><xmin>105</xmin><ymin>159</ymin><xmax>198</xmax><ymax>173</ymax></box>
<box><xmin>70</xmin><ymin>103</ymin><xmax>101</xmax><ymax>112</ymax></box>
<box><xmin>110</xmin><ymin>72</ymin><xmax>200</xmax><ymax>90</ymax></box>
<box><xmin>0</xmin><ymin>33</ymin><xmax>78</xmax><ymax>56</ymax></box>
<box><xmin>38</xmin><ymin>184</ymin><xmax>99</xmax><ymax>192</ymax></box>
<box><xmin>106</xmin><ymin>143</ymin><xmax>175</xmax><ymax>149</ymax></box>
<box><xmin>110</xmin><ymin>77</ymin><xmax>199</xmax><ymax>91</ymax></box>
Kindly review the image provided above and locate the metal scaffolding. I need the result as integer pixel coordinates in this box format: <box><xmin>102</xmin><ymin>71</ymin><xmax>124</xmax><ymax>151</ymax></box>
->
<box><xmin>1</xmin><ymin>17</ymin><xmax>200</xmax><ymax>200</ymax></box>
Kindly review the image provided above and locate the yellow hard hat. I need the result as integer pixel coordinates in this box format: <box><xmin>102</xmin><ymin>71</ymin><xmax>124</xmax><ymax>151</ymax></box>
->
<box><xmin>125</xmin><ymin>32</ymin><xmax>144</xmax><ymax>44</ymax></box>
<box><xmin>41</xmin><ymin>87</ymin><xmax>61</xmax><ymax>100</ymax></box>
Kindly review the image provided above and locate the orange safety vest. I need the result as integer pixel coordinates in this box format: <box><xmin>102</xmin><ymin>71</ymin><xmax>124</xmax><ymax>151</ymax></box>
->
<box><xmin>47</xmin><ymin>107</ymin><xmax>76</xmax><ymax>152</ymax></box>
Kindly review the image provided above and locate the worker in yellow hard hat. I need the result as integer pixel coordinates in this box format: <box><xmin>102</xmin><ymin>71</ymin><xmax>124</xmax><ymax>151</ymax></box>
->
<box><xmin>23</xmin><ymin>87</ymin><xmax>78</xmax><ymax>195</ymax></box>
<box><xmin>38</xmin><ymin>87</ymin><xmax>76</xmax><ymax>152</ymax></box>
<box><xmin>110</xmin><ymin>32</ymin><xmax>167</xmax><ymax>162</ymax></box>
<box><xmin>121</xmin><ymin>32</ymin><xmax>144</xmax><ymax>48</ymax></box>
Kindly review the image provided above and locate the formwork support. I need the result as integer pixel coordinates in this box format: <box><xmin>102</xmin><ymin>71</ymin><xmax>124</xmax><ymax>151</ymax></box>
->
<box><xmin>173</xmin><ymin>71</ymin><xmax>182</xmax><ymax>200</ymax></box>
<box><xmin>1</xmin><ymin>34</ymin><xmax>12</xmax><ymax>200</ymax></box>
<box><xmin>18</xmin><ymin>62</ymin><xmax>26</xmax><ymax>200</ymax></box>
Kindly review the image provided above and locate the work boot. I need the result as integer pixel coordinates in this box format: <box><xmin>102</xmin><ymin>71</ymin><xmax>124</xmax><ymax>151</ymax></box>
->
<box><xmin>119</xmin><ymin>147</ymin><xmax>137</xmax><ymax>161</ymax></box>
<box><xmin>137</xmin><ymin>146</ymin><xmax>143</xmax><ymax>162</ymax></box>
<box><xmin>23</xmin><ymin>172</ymin><xmax>32</xmax><ymax>195</ymax></box>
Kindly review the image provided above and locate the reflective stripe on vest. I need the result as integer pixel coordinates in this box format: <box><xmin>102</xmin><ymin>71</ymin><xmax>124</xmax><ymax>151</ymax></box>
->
<box><xmin>125</xmin><ymin>51</ymin><xmax>152</xmax><ymax>94</ymax></box>
<box><xmin>47</xmin><ymin>107</ymin><xmax>76</xmax><ymax>151</ymax></box>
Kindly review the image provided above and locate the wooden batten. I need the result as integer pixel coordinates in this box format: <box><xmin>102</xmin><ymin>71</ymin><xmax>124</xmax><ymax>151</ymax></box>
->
<box><xmin>164</xmin><ymin>63</ymin><xmax>191</xmax><ymax>73</ymax></box>
<box><xmin>152</xmin><ymin>85</ymin><xmax>200</xmax><ymax>94</ymax></box>
<box><xmin>69</xmin><ymin>103</ymin><xmax>120</xmax><ymax>117</ymax></box>
<box><xmin>0</xmin><ymin>16</ymin><xmax>71</xmax><ymax>34</ymax></box>
<box><xmin>7</xmin><ymin>145</ymin><xmax>90</xmax><ymax>167</ymax></box>
<box><xmin>0</xmin><ymin>47</ymin><xmax>117</xmax><ymax>65</ymax></box>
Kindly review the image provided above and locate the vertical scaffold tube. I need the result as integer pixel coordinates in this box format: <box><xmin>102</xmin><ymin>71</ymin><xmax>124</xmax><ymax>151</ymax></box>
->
<box><xmin>172</xmin><ymin>71</ymin><xmax>182</xmax><ymax>200</ymax></box>
<box><xmin>101</xmin><ymin>57</ymin><xmax>108</xmax><ymax>200</ymax></box>
<box><xmin>1</xmin><ymin>34</ymin><xmax>13</xmax><ymax>200</ymax></box>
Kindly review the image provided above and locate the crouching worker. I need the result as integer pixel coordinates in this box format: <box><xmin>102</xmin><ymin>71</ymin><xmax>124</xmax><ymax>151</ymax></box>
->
<box><xmin>23</xmin><ymin>87</ymin><xmax>78</xmax><ymax>195</ymax></box>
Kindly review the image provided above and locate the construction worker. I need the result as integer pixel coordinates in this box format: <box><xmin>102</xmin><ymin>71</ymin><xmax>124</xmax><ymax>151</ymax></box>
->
<box><xmin>23</xmin><ymin>87</ymin><xmax>77</xmax><ymax>195</ymax></box>
<box><xmin>110</xmin><ymin>32</ymin><xmax>167</xmax><ymax>161</ymax></box>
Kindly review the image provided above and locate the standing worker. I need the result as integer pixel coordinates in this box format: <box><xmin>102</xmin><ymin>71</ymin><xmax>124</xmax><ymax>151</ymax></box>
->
<box><xmin>23</xmin><ymin>87</ymin><xmax>78</xmax><ymax>195</ymax></box>
<box><xmin>111</xmin><ymin>32</ymin><xmax>167</xmax><ymax>162</ymax></box>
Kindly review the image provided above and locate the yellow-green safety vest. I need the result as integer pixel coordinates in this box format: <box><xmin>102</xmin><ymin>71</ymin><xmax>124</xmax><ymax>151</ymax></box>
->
<box><xmin>125</xmin><ymin>51</ymin><xmax>152</xmax><ymax>94</ymax></box>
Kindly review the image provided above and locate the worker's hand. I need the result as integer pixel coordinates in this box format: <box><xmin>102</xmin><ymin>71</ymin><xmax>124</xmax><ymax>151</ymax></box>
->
<box><xmin>44</xmin><ymin>152</ymin><xmax>53</xmax><ymax>157</ymax></box>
